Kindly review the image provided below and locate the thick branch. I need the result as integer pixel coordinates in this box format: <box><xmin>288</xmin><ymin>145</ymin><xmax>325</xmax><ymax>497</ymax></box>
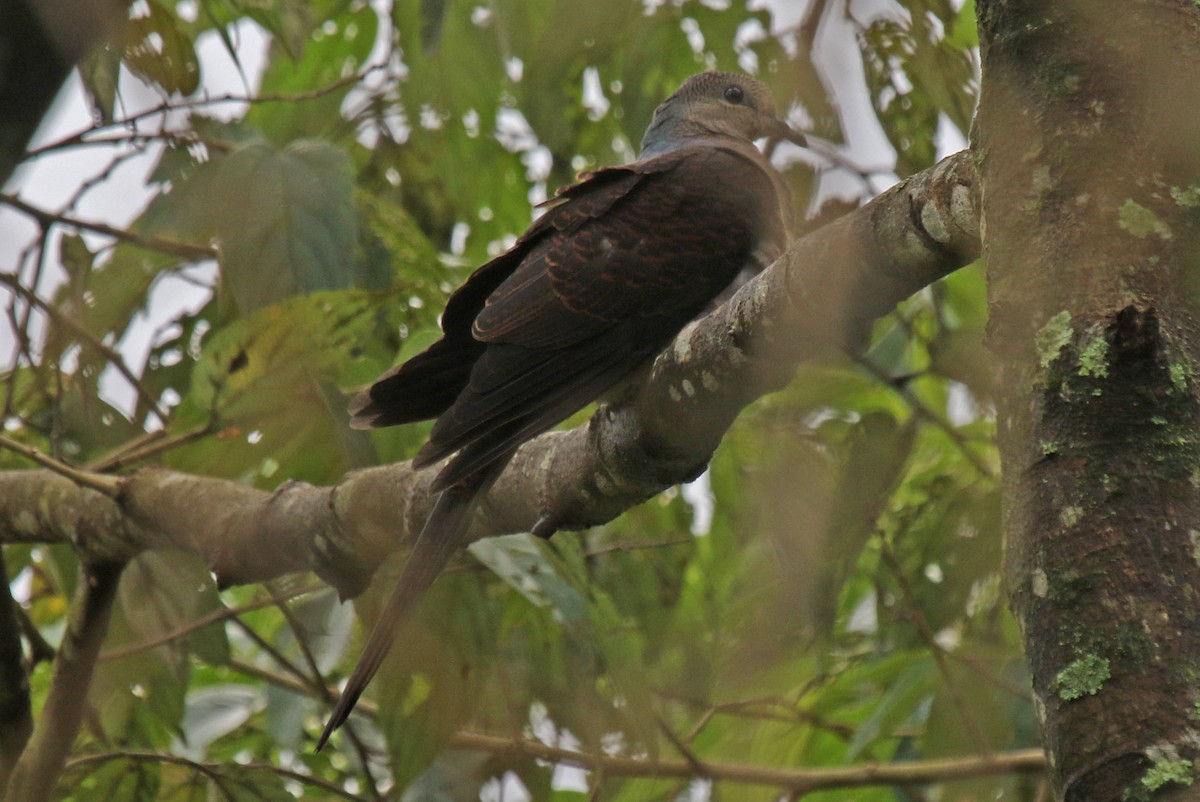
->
<box><xmin>0</xmin><ymin>150</ymin><xmax>980</xmax><ymax>600</ymax></box>
<box><xmin>977</xmin><ymin>1</ymin><xmax>1200</xmax><ymax>799</ymax></box>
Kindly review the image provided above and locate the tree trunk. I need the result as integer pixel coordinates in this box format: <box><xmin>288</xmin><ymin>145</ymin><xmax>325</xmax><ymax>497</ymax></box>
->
<box><xmin>976</xmin><ymin>1</ymin><xmax>1200</xmax><ymax>800</ymax></box>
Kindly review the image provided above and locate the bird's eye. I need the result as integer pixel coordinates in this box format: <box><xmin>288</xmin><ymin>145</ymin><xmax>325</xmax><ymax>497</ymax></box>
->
<box><xmin>722</xmin><ymin>85</ymin><xmax>746</xmax><ymax>105</ymax></box>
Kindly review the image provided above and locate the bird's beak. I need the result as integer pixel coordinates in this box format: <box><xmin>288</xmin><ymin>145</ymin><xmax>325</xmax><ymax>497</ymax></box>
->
<box><xmin>767</xmin><ymin>116</ymin><xmax>808</xmax><ymax>148</ymax></box>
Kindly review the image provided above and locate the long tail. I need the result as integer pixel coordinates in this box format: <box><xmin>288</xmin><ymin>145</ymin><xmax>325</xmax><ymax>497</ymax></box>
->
<box><xmin>316</xmin><ymin>460</ymin><xmax>504</xmax><ymax>750</ymax></box>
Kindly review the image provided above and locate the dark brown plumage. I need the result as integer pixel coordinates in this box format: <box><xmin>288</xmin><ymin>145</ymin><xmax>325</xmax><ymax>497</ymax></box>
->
<box><xmin>318</xmin><ymin>71</ymin><xmax>804</xmax><ymax>749</ymax></box>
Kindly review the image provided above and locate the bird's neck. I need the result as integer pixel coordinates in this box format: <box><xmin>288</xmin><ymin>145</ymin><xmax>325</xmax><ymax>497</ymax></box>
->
<box><xmin>639</xmin><ymin>115</ymin><xmax>729</xmax><ymax>157</ymax></box>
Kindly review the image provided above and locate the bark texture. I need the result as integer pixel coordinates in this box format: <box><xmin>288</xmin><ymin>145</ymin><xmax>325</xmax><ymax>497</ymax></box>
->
<box><xmin>976</xmin><ymin>1</ymin><xmax>1200</xmax><ymax>800</ymax></box>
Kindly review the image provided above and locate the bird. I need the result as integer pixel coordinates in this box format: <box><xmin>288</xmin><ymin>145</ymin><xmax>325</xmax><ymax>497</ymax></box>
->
<box><xmin>317</xmin><ymin>70</ymin><xmax>805</xmax><ymax>749</ymax></box>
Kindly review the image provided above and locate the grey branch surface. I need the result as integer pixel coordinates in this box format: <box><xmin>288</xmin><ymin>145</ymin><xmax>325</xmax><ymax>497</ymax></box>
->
<box><xmin>0</xmin><ymin>150</ymin><xmax>981</xmax><ymax>601</ymax></box>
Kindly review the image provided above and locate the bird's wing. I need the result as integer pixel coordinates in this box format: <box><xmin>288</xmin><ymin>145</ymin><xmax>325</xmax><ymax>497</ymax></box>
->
<box><xmin>414</xmin><ymin>145</ymin><xmax>786</xmax><ymax>485</ymax></box>
<box><xmin>471</xmin><ymin>144</ymin><xmax>782</xmax><ymax>349</ymax></box>
<box><xmin>346</xmin><ymin>168</ymin><xmax>649</xmax><ymax>429</ymax></box>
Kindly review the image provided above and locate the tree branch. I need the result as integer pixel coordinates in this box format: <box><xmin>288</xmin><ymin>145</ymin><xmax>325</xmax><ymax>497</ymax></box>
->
<box><xmin>231</xmin><ymin>653</ymin><xmax>1043</xmax><ymax>795</ymax></box>
<box><xmin>64</xmin><ymin>751</ymin><xmax>371</xmax><ymax>802</ymax></box>
<box><xmin>0</xmin><ymin>194</ymin><xmax>217</xmax><ymax>262</ymax></box>
<box><xmin>0</xmin><ymin>435</ymin><xmax>121</xmax><ymax>497</ymax></box>
<box><xmin>0</xmin><ymin>150</ymin><xmax>981</xmax><ymax>602</ymax></box>
<box><xmin>2</xmin><ymin>562</ymin><xmax>125</xmax><ymax>802</ymax></box>
<box><xmin>449</xmin><ymin>731</ymin><xmax>1045</xmax><ymax>793</ymax></box>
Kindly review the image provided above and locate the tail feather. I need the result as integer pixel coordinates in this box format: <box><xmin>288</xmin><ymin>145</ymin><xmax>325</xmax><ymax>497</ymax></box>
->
<box><xmin>316</xmin><ymin>459</ymin><xmax>505</xmax><ymax>750</ymax></box>
<box><xmin>348</xmin><ymin>336</ymin><xmax>484</xmax><ymax>429</ymax></box>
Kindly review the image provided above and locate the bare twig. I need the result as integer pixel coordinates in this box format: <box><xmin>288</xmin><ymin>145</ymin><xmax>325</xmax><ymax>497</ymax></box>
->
<box><xmin>880</xmin><ymin>542</ymin><xmax>994</xmax><ymax>758</ymax></box>
<box><xmin>857</xmin><ymin>356</ymin><xmax>997</xmax><ymax>479</ymax></box>
<box><xmin>228</xmin><ymin>618</ymin><xmax>317</xmax><ymax>695</ymax></box>
<box><xmin>667</xmin><ymin>693</ymin><xmax>855</xmax><ymax>742</ymax></box>
<box><xmin>24</xmin><ymin>62</ymin><xmax>392</xmax><ymax>160</ymax></box>
<box><xmin>0</xmin><ymin>271</ymin><xmax>170</xmax><ymax>424</ymax></box>
<box><xmin>0</xmin><ymin>435</ymin><xmax>120</xmax><ymax>497</ymax></box>
<box><xmin>0</xmin><ymin>194</ymin><xmax>216</xmax><ymax>261</ymax></box>
<box><xmin>266</xmin><ymin>583</ymin><xmax>385</xmax><ymax>799</ymax></box>
<box><xmin>64</xmin><ymin>750</ymin><xmax>369</xmax><ymax>802</ymax></box>
<box><xmin>98</xmin><ymin>582</ymin><xmax>326</xmax><ymax>661</ymax></box>
<box><xmin>13</xmin><ymin>606</ymin><xmax>55</xmax><ymax>667</ymax></box>
<box><xmin>228</xmin><ymin>658</ymin><xmax>1043</xmax><ymax>795</ymax></box>
<box><xmin>86</xmin><ymin>421</ymin><xmax>218</xmax><ymax>472</ymax></box>
<box><xmin>448</xmin><ymin>730</ymin><xmax>1044</xmax><ymax>793</ymax></box>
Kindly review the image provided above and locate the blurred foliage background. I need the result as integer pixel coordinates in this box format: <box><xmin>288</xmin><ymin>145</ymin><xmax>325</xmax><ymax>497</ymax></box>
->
<box><xmin>0</xmin><ymin>0</ymin><xmax>1039</xmax><ymax>799</ymax></box>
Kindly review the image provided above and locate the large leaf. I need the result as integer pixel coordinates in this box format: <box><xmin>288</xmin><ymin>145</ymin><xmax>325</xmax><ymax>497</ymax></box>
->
<box><xmin>140</xmin><ymin>137</ymin><xmax>360</xmax><ymax>312</ymax></box>
<box><xmin>169</xmin><ymin>290</ymin><xmax>396</xmax><ymax>484</ymax></box>
<box><xmin>213</xmin><ymin>140</ymin><xmax>359</xmax><ymax>311</ymax></box>
<box><xmin>124</xmin><ymin>0</ymin><xmax>201</xmax><ymax>96</ymax></box>
<box><xmin>247</xmin><ymin>3</ymin><xmax>379</xmax><ymax>143</ymax></box>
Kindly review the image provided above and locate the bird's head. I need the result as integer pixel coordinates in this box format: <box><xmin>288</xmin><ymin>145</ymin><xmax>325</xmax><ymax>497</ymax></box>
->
<box><xmin>639</xmin><ymin>71</ymin><xmax>806</xmax><ymax>157</ymax></box>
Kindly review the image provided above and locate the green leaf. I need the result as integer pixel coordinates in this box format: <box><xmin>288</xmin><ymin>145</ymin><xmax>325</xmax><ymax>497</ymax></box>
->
<box><xmin>177</xmin><ymin>685</ymin><xmax>262</xmax><ymax>757</ymax></box>
<box><xmin>213</xmin><ymin>140</ymin><xmax>359</xmax><ymax>311</ymax></box>
<box><xmin>470</xmin><ymin>535</ymin><xmax>658</xmax><ymax>755</ymax></box>
<box><xmin>139</xmin><ymin>135</ymin><xmax>364</xmax><ymax>313</ymax></box>
<box><xmin>368</xmin><ymin>570</ymin><xmax>499</xmax><ymax>791</ymax></box>
<box><xmin>248</xmin><ymin>4</ymin><xmax>378</xmax><ymax>143</ymax></box>
<box><xmin>120</xmin><ymin>553</ymin><xmax>230</xmax><ymax>668</ymax></box>
<box><xmin>78</xmin><ymin>43</ymin><xmax>122</xmax><ymax>123</ymax></box>
<box><xmin>469</xmin><ymin>534</ymin><xmax>589</xmax><ymax>624</ymax></box>
<box><xmin>846</xmin><ymin>656</ymin><xmax>936</xmax><ymax>759</ymax></box>
<box><xmin>59</xmin><ymin>233</ymin><xmax>95</xmax><ymax>287</ymax></box>
<box><xmin>947</xmin><ymin>0</ymin><xmax>980</xmax><ymax>49</ymax></box>
<box><xmin>124</xmin><ymin>0</ymin><xmax>201</xmax><ymax>96</ymax></box>
<box><xmin>401</xmin><ymin>751</ymin><xmax>491</xmax><ymax>802</ymax></box>
<box><xmin>172</xmin><ymin>290</ymin><xmax>394</xmax><ymax>484</ymax></box>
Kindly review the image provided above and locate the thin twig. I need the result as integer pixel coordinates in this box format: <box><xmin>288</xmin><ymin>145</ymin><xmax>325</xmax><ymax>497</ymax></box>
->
<box><xmin>0</xmin><ymin>272</ymin><xmax>170</xmax><ymax>424</ymax></box>
<box><xmin>98</xmin><ymin>583</ymin><xmax>327</xmax><ymax>661</ymax></box>
<box><xmin>86</xmin><ymin>421</ymin><xmax>217</xmax><ymax>472</ymax></box>
<box><xmin>25</xmin><ymin>62</ymin><xmax>392</xmax><ymax>160</ymax></box>
<box><xmin>448</xmin><ymin>730</ymin><xmax>1045</xmax><ymax>793</ymax></box>
<box><xmin>63</xmin><ymin>750</ymin><xmax>369</xmax><ymax>802</ymax></box>
<box><xmin>11</xmin><ymin>606</ymin><xmax>54</xmax><ymax>671</ymax></box>
<box><xmin>229</xmin><ymin>659</ymin><xmax>1043</xmax><ymax>795</ymax></box>
<box><xmin>857</xmin><ymin>356</ymin><xmax>997</xmax><ymax>479</ymax></box>
<box><xmin>228</xmin><ymin>618</ymin><xmax>318</xmax><ymax>696</ymax></box>
<box><xmin>879</xmin><ymin>542</ymin><xmax>994</xmax><ymax>758</ymax></box>
<box><xmin>667</xmin><ymin>693</ymin><xmax>855</xmax><ymax>742</ymax></box>
<box><xmin>265</xmin><ymin>583</ymin><xmax>385</xmax><ymax>799</ymax></box>
<box><xmin>0</xmin><ymin>435</ymin><xmax>120</xmax><ymax>497</ymax></box>
<box><xmin>0</xmin><ymin>194</ymin><xmax>216</xmax><ymax>261</ymax></box>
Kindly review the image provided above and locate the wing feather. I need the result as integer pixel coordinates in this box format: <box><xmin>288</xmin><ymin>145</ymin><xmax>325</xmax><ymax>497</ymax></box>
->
<box><xmin>472</xmin><ymin>146</ymin><xmax>779</xmax><ymax>349</ymax></box>
<box><xmin>348</xmin><ymin>167</ymin><xmax>655</xmax><ymax>428</ymax></box>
